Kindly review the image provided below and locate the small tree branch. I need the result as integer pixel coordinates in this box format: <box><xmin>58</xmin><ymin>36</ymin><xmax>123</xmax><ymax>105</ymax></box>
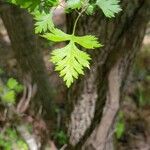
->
<box><xmin>83</xmin><ymin>60</ymin><xmax>122</xmax><ymax>150</ymax></box>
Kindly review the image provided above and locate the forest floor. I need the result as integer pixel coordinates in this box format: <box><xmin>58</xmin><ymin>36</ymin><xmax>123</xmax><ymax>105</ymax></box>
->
<box><xmin>0</xmin><ymin>17</ymin><xmax>150</xmax><ymax>149</ymax></box>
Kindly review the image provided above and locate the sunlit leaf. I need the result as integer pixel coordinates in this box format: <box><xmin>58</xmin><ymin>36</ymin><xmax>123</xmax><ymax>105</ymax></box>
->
<box><xmin>96</xmin><ymin>0</ymin><xmax>122</xmax><ymax>18</ymax></box>
<box><xmin>33</xmin><ymin>9</ymin><xmax>55</xmax><ymax>33</ymax></box>
<box><xmin>2</xmin><ymin>90</ymin><xmax>16</xmax><ymax>104</ymax></box>
<box><xmin>66</xmin><ymin>0</ymin><xmax>82</xmax><ymax>9</ymax></box>
<box><xmin>7</xmin><ymin>78</ymin><xmax>18</xmax><ymax>90</ymax></box>
<box><xmin>42</xmin><ymin>29</ymin><xmax>102</xmax><ymax>87</ymax></box>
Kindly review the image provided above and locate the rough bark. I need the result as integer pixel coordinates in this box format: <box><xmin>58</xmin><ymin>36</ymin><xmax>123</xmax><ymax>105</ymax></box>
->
<box><xmin>0</xmin><ymin>3</ymin><xmax>54</xmax><ymax>118</ymax></box>
<box><xmin>66</xmin><ymin>0</ymin><xmax>150</xmax><ymax>149</ymax></box>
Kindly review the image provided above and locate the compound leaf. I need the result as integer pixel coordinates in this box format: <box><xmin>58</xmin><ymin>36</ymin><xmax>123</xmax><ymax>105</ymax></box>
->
<box><xmin>44</xmin><ymin>29</ymin><xmax>101</xmax><ymax>87</ymax></box>
<box><xmin>51</xmin><ymin>41</ymin><xmax>91</xmax><ymax>87</ymax></box>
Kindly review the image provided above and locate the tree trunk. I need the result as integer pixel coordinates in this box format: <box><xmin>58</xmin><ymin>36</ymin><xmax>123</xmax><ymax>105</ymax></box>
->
<box><xmin>0</xmin><ymin>4</ymin><xmax>54</xmax><ymax>118</ymax></box>
<box><xmin>66</xmin><ymin>0</ymin><xmax>150</xmax><ymax>149</ymax></box>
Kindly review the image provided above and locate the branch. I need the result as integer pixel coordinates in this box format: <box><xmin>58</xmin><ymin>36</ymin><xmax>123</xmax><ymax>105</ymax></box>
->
<box><xmin>84</xmin><ymin>60</ymin><xmax>122</xmax><ymax>150</ymax></box>
<box><xmin>16</xmin><ymin>125</ymin><xmax>39</xmax><ymax>150</ymax></box>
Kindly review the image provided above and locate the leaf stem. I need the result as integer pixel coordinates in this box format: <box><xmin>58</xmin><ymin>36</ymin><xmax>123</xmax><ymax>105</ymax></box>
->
<box><xmin>71</xmin><ymin>0</ymin><xmax>90</xmax><ymax>35</ymax></box>
<box><xmin>72</xmin><ymin>9</ymin><xmax>85</xmax><ymax>35</ymax></box>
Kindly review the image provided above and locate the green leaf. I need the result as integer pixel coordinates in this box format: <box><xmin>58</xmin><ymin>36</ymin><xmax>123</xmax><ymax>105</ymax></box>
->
<box><xmin>73</xmin><ymin>35</ymin><xmax>102</xmax><ymax>49</ymax></box>
<box><xmin>17</xmin><ymin>140</ymin><xmax>28</xmax><ymax>150</ymax></box>
<box><xmin>54</xmin><ymin>130</ymin><xmax>67</xmax><ymax>145</ymax></box>
<box><xmin>42</xmin><ymin>29</ymin><xmax>101</xmax><ymax>87</ymax></box>
<box><xmin>2</xmin><ymin>90</ymin><xmax>16</xmax><ymax>104</ymax></box>
<box><xmin>96</xmin><ymin>0</ymin><xmax>122</xmax><ymax>18</ymax></box>
<box><xmin>14</xmin><ymin>84</ymin><xmax>24</xmax><ymax>93</ymax></box>
<box><xmin>33</xmin><ymin>9</ymin><xmax>54</xmax><ymax>34</ymax></box>
<box><xmin>7</xmin><ymin>0</ymin><xmax>41</xmax><ymax>11</ymax></box>
<box><xmin>6</xmin><ymin>78</ymin><xmax>23</xmax><ymax>93</ymax></box>
<box><xmin>7</xmin><ymin>78</ymin><xmax>18</xmax><ymax>90</ymax></box>
<box><xmin>45</xmin><ymin>0</ymin><xmax>59</xmax><ymax>7</ymax></box>
<box><xmin>51</xmin><ymin>42</ymin><xmax>91</xmax><ymax>87</ymax></box>
<box><xmin>43</xmin><ymin>28</ymin><xmax>102</xmax><ymax>49</ymax></box>
<box><xmin>42</xmin><ymin>28</ymin><xmax>71</xmax><ymax>42</ymax></box>
<box><xmin>86</xmin><ymin>5</ymin><xmax>95</xmax><ymax>15</ymax></box>
<box><xmin>7</xmin><ymin>0</ymin><xmax>59</xmax><ymax>11</ymax></box>
<box><xmin>115</xmin><ymin>112</ymin><xmax>125</xmax><ymax>139</ymax></box>
<box><xmin>115</xmin><ymin>122</ymin><xmax>125</xmax><ymax>139</ymax></box>
<box><xmin>66</xmin><ymin>0</ymin><xmax>82</xmax><ymax>10</ymax></box>
<box><xmin>6</xmin><ymin>128</ymin><xmax>17</xmax><ymax>139</ymax></box>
